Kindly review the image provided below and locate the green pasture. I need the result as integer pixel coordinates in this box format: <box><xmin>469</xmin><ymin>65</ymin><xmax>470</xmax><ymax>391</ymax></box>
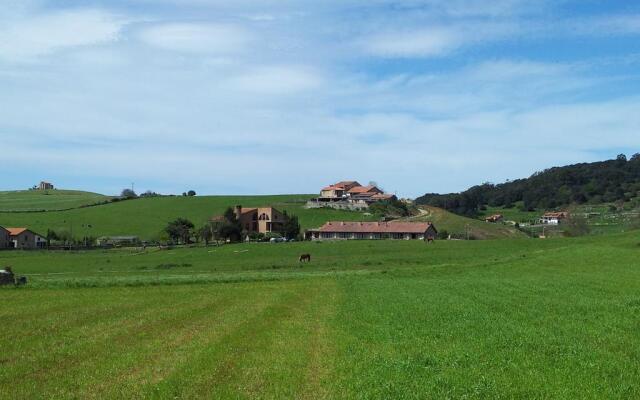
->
<box><xmin>0</xmin><ymin>190</ymin><xmax>110</xmax><ymax>212</ymax></box>
<box><xmin>2</xmin><ymin>232</ymin><xmax>640</xmax><ymax>398</ymax></box>
<box><xmin>0</xmin><ymin>194</ymin><xmax>376</xmax><ymax>240</ymax></box>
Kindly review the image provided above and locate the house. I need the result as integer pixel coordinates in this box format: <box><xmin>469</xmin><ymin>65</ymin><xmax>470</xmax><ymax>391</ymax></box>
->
<box><xmin>0</xmin><ymin>226</ymin><xmax>10</xmax><ymax>249</ymax></box>
<box><xmin>6</xmin><ymin>228</ymin><xmax>46</xmax><ymax>249</ymax></box>
<box><xmin>213</xmin><ymin>206</ymin><xmax>289</xmax><ymax>235</ymax></box>
<box><xmin>306</xmin><ymin>221</ymin><xmax>437</xmax><ymax>241</ymax></box>
<box><xmin>97</xmin><ymin>236</ymin><xmax>140</xmax><ymax>247</ymax></box>
<box><xmin>540</xmin><ymin>212</ymin><xmax>569</xmax><ymax>225</ymax></box>
<box><xmin>38</xmin><ymin>181</ymin><xmax>54</xmax><ymax>190</ymax></box>
<box><xmin>485</xmin><ymin>214</ymin><xmax>504</xmax><ymax>223</ymax></box>
<box><xmin>308</xmin><ymin>180</ymin><xmax>396</xmax><ymax>209</ymax></box>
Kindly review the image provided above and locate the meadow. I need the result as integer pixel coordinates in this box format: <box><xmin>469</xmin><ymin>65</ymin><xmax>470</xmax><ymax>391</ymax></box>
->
<box><xmin>0</xmin><ymin>190</ymin><xmax>110</xmax><ymax>212</ymax></box>
<box><xmin>2</xmin><ymin>232</ymin><xmax>640</xmax><ymax>398</ymax></box>
<box><xmin>0</xmin><ymin>192</ymin><xmax>520</xmax><ymax>240</ymax></box>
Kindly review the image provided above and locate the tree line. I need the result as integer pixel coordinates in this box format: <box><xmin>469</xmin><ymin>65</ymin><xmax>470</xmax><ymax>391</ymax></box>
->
<box><xmin>416</xmin><ymin>154</ymin><xmax>640</xmax><ymax>217</ymax></box>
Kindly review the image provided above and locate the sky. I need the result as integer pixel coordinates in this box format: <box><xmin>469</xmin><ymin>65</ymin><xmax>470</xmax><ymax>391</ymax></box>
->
<box><xmin>1</xmin><ymin>0</ymin><xmax>639</xmax><ymax>197</ymax></box>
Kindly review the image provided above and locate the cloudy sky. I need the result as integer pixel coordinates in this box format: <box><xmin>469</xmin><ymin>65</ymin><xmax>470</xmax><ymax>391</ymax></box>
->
<box><xmin>1</xmin><ymin>0</ymin><xmax>639</xmax><ymax>197</ymax></box>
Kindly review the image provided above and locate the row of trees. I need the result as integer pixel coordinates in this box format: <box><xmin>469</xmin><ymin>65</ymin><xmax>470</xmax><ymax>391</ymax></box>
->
<box><xmin>416</xmin><ymin>154</ymin><xmax>640</xmax><ymax>216</ymax></box>
<box><xmin>164</xmin><ymin>207</ymin><xmax>301</xmax><ymax>245</ymax></box>
<box><xmin>120</xmin><ymin>189</ymin><xmax>196</xmax><ymax>199</ymax></box>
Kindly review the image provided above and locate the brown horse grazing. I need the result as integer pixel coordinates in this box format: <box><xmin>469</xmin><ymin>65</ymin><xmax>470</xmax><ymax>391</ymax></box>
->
<box><xmin>299</xmin><ymin>254</ymin><xmax>311</xmax><ymax>263</ymax></box>
<box><xmin>426</xmin><ymin>236</ymin><xmax>435</xmax><ymax>244</ymax></box>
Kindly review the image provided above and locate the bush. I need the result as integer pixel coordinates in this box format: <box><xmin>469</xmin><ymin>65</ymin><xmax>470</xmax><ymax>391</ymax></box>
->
<box><xmin>563</xmin><ymin>215</ymin><xmax>591</xmax><ymax>237</ymax></box>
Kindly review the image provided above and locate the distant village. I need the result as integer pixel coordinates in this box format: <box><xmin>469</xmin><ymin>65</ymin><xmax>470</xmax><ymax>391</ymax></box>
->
<box><xmin>0</xmin><ymin>179</ymin><xmax>574</xmax><ymax>250</ymax></box>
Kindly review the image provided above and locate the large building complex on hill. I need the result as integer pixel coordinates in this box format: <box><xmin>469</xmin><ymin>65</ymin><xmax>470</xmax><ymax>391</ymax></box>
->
<box><xmin>306</xmin><ymin>221</ymin><xmax>437</xmax><ymax>241</ymax></box>
<box><xmin>307</xmin><ymin>180</ymin><xmax>396</xmax><ymax>210</ymax></box>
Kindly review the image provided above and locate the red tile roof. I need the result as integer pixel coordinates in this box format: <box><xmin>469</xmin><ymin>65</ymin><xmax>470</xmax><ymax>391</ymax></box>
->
<box><xmin>542</xmin><ymin>212</ymin><xmax>568</xmax><ymax>218</ymax></box>
<box><xmin>316</xmin><ymin>221</ymin><xmax>435</xmax><ymax>234</ymax></box>
<box><xmin>334</xmin><ymin>181</ymin><xmax>360</xmax><ymax>189</ymax></box>
<box><xmin>321</xmin><ymin>185</ymin><xmax>344</xmax><ymax>191</ymax></box>
<box><xmin>347</xmin><ymin>185</ymin><xmax>381</xmax><ymax>194</ymax></box>
<box><xmin>6</xmin><ymin>228</ymin><xmax>28</xmax><ymax>236</ymax></box>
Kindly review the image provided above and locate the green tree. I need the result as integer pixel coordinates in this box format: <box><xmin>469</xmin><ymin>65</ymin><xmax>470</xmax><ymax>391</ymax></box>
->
<box><xmin>214</xmin><ymin>208</ymin><xmax>243</xmax><ymax>242</ymax></box>
<box><xmin>563</xmin><ymin>214</ymin><xmax>591</xmax><ymax>237</ymax></box>
<box><xmin>121</xmin><ymin>188</ymin><xmax>137</xmax><ymax>199</ymax></box>
<box><xmin>282</xmin><ymin>211</ymin><xmax>301</xmax><ymax>240</ymax></box>
<box><xmin>198</xmin><ymin>223</ymin><xmax>213</xmax><ymax>246</ymax></box>
<box><xmin>165</xmin><ymin>218</ymin><xmax>195</xmax><ymax>244</ymax></box>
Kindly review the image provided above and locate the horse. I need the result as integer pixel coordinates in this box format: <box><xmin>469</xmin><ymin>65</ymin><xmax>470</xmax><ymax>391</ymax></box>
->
<box><xmin>426</xmin><ymin>236</ymin><xmax>435</xmax><ymax>244</ymax></box>
<box><xmin>299</xmin><ymin>254</ymin><xmax>311</xmax><ymax>263</ymax></box>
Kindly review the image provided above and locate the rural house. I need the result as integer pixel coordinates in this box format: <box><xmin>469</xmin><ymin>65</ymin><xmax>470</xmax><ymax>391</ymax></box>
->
<box><xmin>308</xmin><ymin>180</ymin><xmax>397</xmax><ymax>209</ymax></box>
<box><xmin>485</xmin><ymin>214</ymin><xmax>504</xmax><ymax>223</ymax></box>
<box><xmin>213</xmin><ymin>206</ymin><xmax>289</xmax><ymax>235</ymax></box>
<box><xmin>0</xmin><ymin>226</ymin><xmax>10</xmax><ymax>249</ymax></box>
<box><xmin>38</xmin><ymin>181</ymin><xmax>54</xmax><ymax>190</ymax></box>
<box><xmin>306</xmin><ymin>221</ymin><xmax>437</xmax><ymax>241</ymax></box>
<box><xmin>7</xmin><ymin>228</ymin><xmax>46</xmax><ymax>249</ymax></box>
<box><xmin>540</xmin><ymin>212</ymin><xmax>569</xmax><ymax>225</ymax></box>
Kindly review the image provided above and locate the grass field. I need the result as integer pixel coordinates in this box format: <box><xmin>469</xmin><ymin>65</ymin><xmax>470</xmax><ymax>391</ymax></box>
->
<box><xmin>0</xmin><ymin>192</ymin><xmax>519</xmax><ymax>241</ymax></box>
<box><xmin>2</xmin><ymin>232</ymin><xmax>640</xmax><ymax>398</ymax></box>
<box><xmin>0</xmin><ymin>190</ymin><xmax>110</xmax><ymax>212</ymax></box>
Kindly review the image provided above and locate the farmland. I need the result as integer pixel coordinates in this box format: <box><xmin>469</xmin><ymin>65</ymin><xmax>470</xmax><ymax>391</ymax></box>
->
<box><xmin>0</xmin><ymin>191</ymin><xmax>521</xmax><ymax>240</ymax></box>
<box><xmin>0</xmin><ymin>190</ymin><xmax>110</xmax><ymax>212</ymax></box>
<box><xmin>2</xmin><ymin>232</ymin><xmax>640</xmax><ymax>398</ymax></box>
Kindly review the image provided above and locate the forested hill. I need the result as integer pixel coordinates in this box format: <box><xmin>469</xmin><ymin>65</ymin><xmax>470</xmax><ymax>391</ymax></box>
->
<box><xmin>415</xmin><ymin>154</ymin><xmax>640</xmax><ymax>217</ymax></box>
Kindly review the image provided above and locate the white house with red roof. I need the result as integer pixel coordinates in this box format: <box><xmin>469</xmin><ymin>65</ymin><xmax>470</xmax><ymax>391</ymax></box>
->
<box><xmin>6</xmin><ymin>228</ymin><xmax>46</xmax><ymax>249</ymax></box>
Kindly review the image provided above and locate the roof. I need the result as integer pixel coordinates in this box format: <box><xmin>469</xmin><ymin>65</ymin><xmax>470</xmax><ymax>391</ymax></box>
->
<box><xmin>6</xmin><ymin>228</ymin><xmax>28</xmax><ymax>236</ymax></box>
<box><xmin>542</xmin><ymin>212</ymin><xmax>568</xmax><ymax>218</ymax></box>
<box><xmin>315</xmin><ymin>221</ymin><xmax>435</xmax><ymax>234</ymax></box>
<box><xmin>334</xmin><ymin>180</ymin><xmax>360</xmax><ymax>188</ymax></box>
<box><xmin>347</xmin><ymin>185</ymin><xmax>380</xmax><ymax>194</ymax></box>
<box><xmin>371</xmin><ymin>193</ymin><xmax>396</xmax><ymax>200</ymax></box>
<box><xmin>321</xmin><ymin>185</ymin><xmax>344</xmax><ymax>191</ymax></box>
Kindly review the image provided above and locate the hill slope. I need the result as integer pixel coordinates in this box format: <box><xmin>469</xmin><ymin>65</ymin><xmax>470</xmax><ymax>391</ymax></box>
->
<box><xmin>406</xmin><ymin>205</ymin><xmax>525</xmax><ymax>239</ymax></box>
<box><xmin>416</xmin><ymin>154</ymin><xmax>640</xmax><ymax>216</ymax></box>
<box><xmin>0</xmin><ymin>190</ymin><xmax>111</xmax><ymax>212</ymax></box>
<box><xmin>0</xmin><ymin>194</ymin><xmax>378</xmax><ymax>240</ymax></box>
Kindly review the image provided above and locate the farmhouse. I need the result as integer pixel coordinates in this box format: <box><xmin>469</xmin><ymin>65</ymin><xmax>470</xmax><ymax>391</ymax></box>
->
<box><xmin>0</xmin><ymin>226</ymin><xmax>10</xmax><ymax>249</ymax></box>
<box><xmin>540</xmin><ymin>212</ymin><xmax>569</xmax><ymax>225</ymax></box>
<box><xmin>306</xmin><ymin>221</ymin><xmax>437</xmax><ymax>241</ymax></box>
<box><xmin>485</xmin><ymin>214</ymin><xmax>504</xmax><ymax>223</ymax></box>
<box><xmin>38</xmin><ymin>181</ymin><xmax>54</xmax><ymax>190</ymax></box>
<box><xmin>213</xmin><ymin>206</ymin><xmax>289</xmax><ymax>235</ymax></box>
<box><xmin>308</xmin><ymin>180</ymin><xmax>397</xmax><ymax>209</ymax></box>
<box><xmin>6</xmin><ymin>228</ymin><xmax>46</xmax><ymax>249</ymax></box>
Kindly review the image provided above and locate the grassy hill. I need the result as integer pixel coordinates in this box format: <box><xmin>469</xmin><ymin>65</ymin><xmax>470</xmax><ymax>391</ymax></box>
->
<box><xmin>2</xmin><ymin>232</ymin><xmax>640</xmax><ymax>397</ymax></box>
<box><xmin>0</xmin><ymin>192</ymin><xmax>526</xmax><ymax>240</ymax></box>
<box><xmin>0</xmin><ymin>194</ymin><xmax>379</xmax><ymax>239</ymax></box>
<box><xmin>0</xmin><ymin>189</ymin><xmax>111</xmax><ymax>212</ymax></box>
<box><xmin>407</xmin><ymin>205</ymin><xmax>525</xmax><ymax>239</ymax></box>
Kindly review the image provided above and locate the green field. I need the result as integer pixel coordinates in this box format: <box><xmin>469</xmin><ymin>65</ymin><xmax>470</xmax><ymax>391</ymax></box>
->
<box><xmin>0</xmin><ymin>192</ymin><xmax>519</xmax><ymax>241</ymax></box>
<box><xmin>2</xmin><ymin>232</ymin><xmax>640</xmax><ymax>398</ymax></box>
<box><xmin>0</xmin><ymin>190</ymin><xmax>110</xmax><ymax>212</ymax></box>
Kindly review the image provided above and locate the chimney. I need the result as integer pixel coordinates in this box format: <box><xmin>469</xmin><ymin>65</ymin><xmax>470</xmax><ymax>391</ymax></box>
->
<box><xmin>235</xmin><ymin>205</ymin><xmax>242</xmax><ymax>219</ymax></box>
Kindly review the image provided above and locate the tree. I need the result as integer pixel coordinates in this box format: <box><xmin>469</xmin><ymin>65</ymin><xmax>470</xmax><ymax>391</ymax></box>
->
<box><xmin>165</xmin><ymin>218</ymin><xmax>195</xmax><ymax>244</ymax></box>
<box><xmin>121</xmin><ymin>188</ymin><xmax>137</xmax><ymax>199</ymax></box>
<box><xmin>198</xmin><ymin>223</ymin><xmax>213</xmax><ymax>246</ymax></box>
<box><xmin>563</xmin><ymin>214</ymin><xmax>591</xmax><ymax>237</ymax></box>
<box><xmin>282</xmin><ymin>211</ymin><xmax>301</xmax><ymax>240</ymax></box>
<box><xmin>187</xmin><ymin>190</ymin><xmax>196</xmax><ymax>196</ymax></box>
<box><xmin>214</xmin><ymin>207</ymin><xmax>243</xmax><ymax>242</ymax></box>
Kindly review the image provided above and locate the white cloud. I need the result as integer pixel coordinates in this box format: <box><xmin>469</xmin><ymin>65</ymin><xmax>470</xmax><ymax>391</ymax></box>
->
<box><xmin>0</xmin><ymin>9</ymin><xmax>125</xmax><ymax>61</ymax></box>
<box><xmin>227</xmin><ymin>66</ymin><xmax>322</xmax><ymax>94</ymax></box>
<box><xmin>138</xmin><ymin>23</ymin><xmax>253</xmax><ymax>54</ymax></box>
<box><xmin>363</xmin><ymin>28</ymin><xmax>461</xmax><ymax>57</ymax></box>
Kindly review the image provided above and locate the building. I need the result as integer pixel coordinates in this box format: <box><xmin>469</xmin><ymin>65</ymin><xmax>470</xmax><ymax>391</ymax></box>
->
<box><xmin>306</xmin><ymin>221</ymin><xmax>437</xmax><ymax>241</ymax></box>
<box><xmin>97</xmin><ymin>236</ymin><xmax>140</xmax><ymax>247</ymax></box>
<box><xmin>0</xmin><ymin>226</ymin><xmax>10</xmax><ymax>249</ymax></box>
<box><xmin>6</xmin><ymin>228</ymin><xmax>46</xmax><ymax>249</ymax></box>
<box><xmin>213</xmin><ymin>206</ymin><xmax>289</xmax><ymax>235</ymax></box>
<box><xmin>308</xmin><ymin>180</ymin><xmax>397</xmax><ymax>209</ymax></box>
<box><xmin>38</xmin><ymin>181</ymin><xmax>54</xmax><ymax>190</ymax></box>
<box><xmin>540</xmin><ymin>212</ymin><xmax>569</xmax><ymax>225</ymax></box>
<box><xmin>485</xmin><ymin>214</ymin><xmax>504</xmax><ymax>223</ymax></box>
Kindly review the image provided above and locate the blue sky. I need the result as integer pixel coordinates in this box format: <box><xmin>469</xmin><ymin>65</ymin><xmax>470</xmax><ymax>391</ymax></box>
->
<box><xmin>1</xmin><ymin>0</ymin><xmax>639</xmax><ymax>197</ymax></box>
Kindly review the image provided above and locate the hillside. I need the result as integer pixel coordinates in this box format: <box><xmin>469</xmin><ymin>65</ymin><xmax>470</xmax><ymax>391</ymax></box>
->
<box><xmin>406</xmin><ymin>205</ymin><xmax>525</xmax><ymax>239</ymax></box>
<box><xmin>0</xmin><ymin>194</ymin><xmax>378</xmax><ymax>240</ymax></box>
<box><xmin>0</xmin><ymin>189</ymin><xmax>111</xmax><ymax>212</ymax></box>
<box><xmin>416</xmin><ymin>154</ymin><xmax>640</xmax><ymax>216</ymax></box>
